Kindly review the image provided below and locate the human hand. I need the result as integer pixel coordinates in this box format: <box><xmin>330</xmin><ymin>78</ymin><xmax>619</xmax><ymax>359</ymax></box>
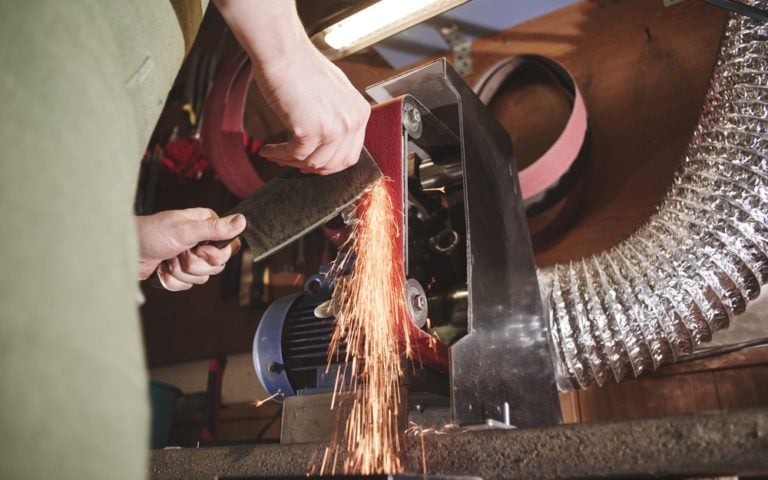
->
<box><xmin>252</xmin><ymin>44</ymin><xmax>371</xmax><ymax>175</ymax></box>
<box><xmin>135</xmin><ymin>208</ymin><xmax>246</xmax><ymax>291</ymax></box>
<box><xmin>213</xmin><ymin>0</ymin><xmax>369</xmax><ymax>175</ymax></box>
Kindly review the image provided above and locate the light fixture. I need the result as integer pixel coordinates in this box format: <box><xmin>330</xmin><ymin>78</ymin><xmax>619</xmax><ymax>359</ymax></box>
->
<box><xmin>311</xmin><ymin>0</ymin><xmax>469</xmax><ymax>61</ymax></box>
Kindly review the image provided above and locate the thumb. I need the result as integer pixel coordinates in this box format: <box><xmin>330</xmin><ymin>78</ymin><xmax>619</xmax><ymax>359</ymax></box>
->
<box><xmin>180</xmin><ymin>213</ymin><xmax>246</xmax><ymax>245</ymax></box>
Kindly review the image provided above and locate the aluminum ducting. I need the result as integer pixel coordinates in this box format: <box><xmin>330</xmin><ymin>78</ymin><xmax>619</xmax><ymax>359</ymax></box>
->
<box><xmin>540</xmin><ymin>5</ymin><xmax>768</xmax><ymax>391</ymax></box>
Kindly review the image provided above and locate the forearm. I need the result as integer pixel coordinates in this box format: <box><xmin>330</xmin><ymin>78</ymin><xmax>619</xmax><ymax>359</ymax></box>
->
<box><xmin>213</xmin><ymin>0</ymin><xmax>311</xmax><ymax>73</ymax></box>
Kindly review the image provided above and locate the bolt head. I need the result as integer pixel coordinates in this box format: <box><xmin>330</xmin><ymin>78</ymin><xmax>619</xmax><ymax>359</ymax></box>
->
<box><xmin>267</xmin><ymin>362</ymin><xmax>281</xmax><ymax>374</ymax></box>
<box><xmin>411</xmin><ymin>293</ymin><xmax>426</xmax><ymax>311</ymax></box>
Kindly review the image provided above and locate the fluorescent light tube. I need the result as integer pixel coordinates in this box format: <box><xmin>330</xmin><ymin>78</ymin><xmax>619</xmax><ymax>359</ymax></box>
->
<box><xmin>312</xmin><ymin>0</ymin><xmax>469</xmax><ymax>60</ymax></box>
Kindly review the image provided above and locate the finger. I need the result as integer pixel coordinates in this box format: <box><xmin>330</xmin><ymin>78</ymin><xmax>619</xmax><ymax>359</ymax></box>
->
<box><xmin>258</xmin><ymin>157</ymin><xmax>306</xmax><ymax>171</ymax></box>
<box><xmin>194</xmin><ymin>240</ymin><xmax>239</xmax><ymax>268</ymax></box>
<box><xmin>156</xmin><ymin>261</ymin><xmax>194</xmax><ymax>292</ymax></box>
<box><xmin>259</xmin><ymin>135</ymin><xmax>321</xmax><ymax>164</ymax></box>
<box><xmin>337</xmin><ymin>100</ymin><xmax>370</xmax><ymax>170</ymax></box>
<box><xmin>320</xmin><ymin>126</ymin><xmax>365</xmax><ymax>175</ymax></box>
<box><xmin>346</xmin><ymin>124</ymin><xmax>367</xmax><ymax>168</ymax></box>
<box><xmin>180</xmin><ymin>207</ymin><xmax>219</xmax><ymax>221</ymax></box>
<box><xmin>231</xmin><ymin>238</ymin><xmax>242</xmax><ymax>256</ymax></box>
<box><xmin>315</xmin><ymin>136</ymin><xmax>353</xmax><ymax>175</ymax></box>
<box><xmin>260</xmin><ymin>142</ymin><xmax>340</xmax><ymax>175</ymax></box>
<box><xmin>166</xmin><ymin>255</ymin><xmax>211</xmax><ymax>285</ymax></box>
<box><xmin>298</xmin><ymin>141</ymin><xmax>342</xmax><ymax>175</ymax></box>
<box><xmin>177</xmin><ymin>213</ymin><xmax>246</xmax><ymax>246</ymax></box>
<box><xmin>179</xmin><ymin>250</ymin><xmax>227</xmax><ymax>276</ymax></box>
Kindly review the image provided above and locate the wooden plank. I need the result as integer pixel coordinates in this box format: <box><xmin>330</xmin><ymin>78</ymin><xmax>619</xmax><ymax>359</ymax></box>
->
<box><xmin>713</xmin><ymin>366</ymin><xmax>768</xmax><ymax>411</ymax></box>
<box><xmin>174</xmin><ymin>401</ymin><xmax>281</xmax><ymax>424</ymax></box>
<box><xmin>216</xmin><ymin>415</ymin><xmax>282</xmax><ymax>442</ymax></box>
<box><xmin>169</xmin><ymin>401</ymin><xmax>283</xmax><ymax>446</ymax></box>
<box><xmin>280</xmin><ymin>391</ymin><xmax>409</xmax><ymax>444</ymax></box>
<box><xmin>577</xmin><ymin>372</ymin><xmax>720</xmax><ymax>422</ymax></box>
<box><xmin>558</xmin><ymin>391</ymin><xmax>581</xmax><ymax>424</ymax></box>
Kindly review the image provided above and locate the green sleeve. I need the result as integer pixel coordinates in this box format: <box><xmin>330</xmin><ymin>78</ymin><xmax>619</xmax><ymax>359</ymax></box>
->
<box><xmin>0</xmin><ymin>1</ymin><xmax>191</xmax><ymax>478</ymax></box>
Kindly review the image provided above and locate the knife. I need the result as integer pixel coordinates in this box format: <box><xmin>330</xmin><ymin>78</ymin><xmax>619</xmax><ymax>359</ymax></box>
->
<box><xmin>150</xmin><ymin>148</ymin><xmax>381</xmax><ymax>289</ymax></box>
<box><xmin>217</xmin><ymin>147</ymin><xmax>382</xmax><ymax>262</ymax></box>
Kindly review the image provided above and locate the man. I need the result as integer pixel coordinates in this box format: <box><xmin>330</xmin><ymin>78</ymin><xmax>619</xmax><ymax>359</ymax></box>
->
<box><xmin>0</xmin><ymin>0</ymin><xmax>369</xmax><ymax>478</ymax></box>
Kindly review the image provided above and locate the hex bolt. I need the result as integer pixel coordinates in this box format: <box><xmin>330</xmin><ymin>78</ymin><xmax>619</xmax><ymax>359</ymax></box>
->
<box><xmin>411</xmin><ymin>292</ymin><xmax>427</xmax><ymax>312</ymax></box>
<box><xmin>405</xmin><ymin>279</ymin><xmax>428</xmax><ymax>328</ymax></box>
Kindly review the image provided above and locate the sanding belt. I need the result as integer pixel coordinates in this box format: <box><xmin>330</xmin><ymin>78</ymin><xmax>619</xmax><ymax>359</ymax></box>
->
<box><xmin>473</xmin><ymin>54</ymin><xmax>590</xmax><ymax>246</ymax></box>
<box><xmin>202</xmin><ymin>53</ymin><xmax>589</xmax><ymax>245</ymax></box>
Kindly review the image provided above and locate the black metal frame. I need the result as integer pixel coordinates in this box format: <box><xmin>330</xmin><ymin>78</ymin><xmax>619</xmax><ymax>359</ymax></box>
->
<box><xmin>367</xmin><ymin>59</ymin><xmax>561</xmax><ymax>428</ymax></box>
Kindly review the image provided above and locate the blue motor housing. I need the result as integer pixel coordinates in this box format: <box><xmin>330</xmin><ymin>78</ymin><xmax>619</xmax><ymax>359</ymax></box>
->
<box><xmin>252</xmin><ymin>268</ymin><xmax>347</xmax><ymax>400</ymax></box>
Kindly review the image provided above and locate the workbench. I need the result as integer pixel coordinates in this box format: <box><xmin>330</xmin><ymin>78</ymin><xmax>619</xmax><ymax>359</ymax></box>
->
<box><xmin>150</xmin><ymin>408</ymin><xmax>768</xmax><ymax>479</ymax></box>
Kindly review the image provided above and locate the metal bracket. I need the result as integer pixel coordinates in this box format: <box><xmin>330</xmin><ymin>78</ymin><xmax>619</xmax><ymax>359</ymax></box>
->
<box><xmin>437</xmin><ymin>23</ymin><xmax>473</xmax><ymax>76</ymax></box>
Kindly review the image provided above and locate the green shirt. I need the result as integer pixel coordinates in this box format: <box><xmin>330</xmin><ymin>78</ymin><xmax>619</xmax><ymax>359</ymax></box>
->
<box><xmin>0</xmin><ymin>1</ymin><xmax>201</xmax><ymax>478</ymax></box>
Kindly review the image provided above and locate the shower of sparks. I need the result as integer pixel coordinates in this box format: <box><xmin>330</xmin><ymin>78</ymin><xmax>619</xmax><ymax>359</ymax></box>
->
<box><xmin>322</xmin><ymin>179</ymin><xmax>413</xmax><ymax>475</ymax></box>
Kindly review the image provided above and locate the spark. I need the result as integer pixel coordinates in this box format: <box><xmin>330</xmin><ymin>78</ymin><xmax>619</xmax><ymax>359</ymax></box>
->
<box><xmin>319</xmin><ymin>446</ymin><xmax>331</xmax><ymax>476</ymax></box>
<box><xmin>405</xmin><ymin>421</ymin><xmax>459</xmax><ymax>437</ymax></box>
<box><xmin>420</xmin><ymin>432</ymin><xmax>427</xmax><ymax>475</ymax></box>
<box><xmin>424</xmin><ymin>318</ymin><xmax>439</xmax><ymax>349</ymax></box>
<box><xmin>404</xmin><ymin>420</ymin><xmax>462</xmax><ymax>474</ymax></box>
<box><xmin>251</xmin><ymin>389</ymin><xmax>283</xmax><ymax>408</ymax></box>
<box><xmin>322</xmin><ymin>179</ymin><xmax>412</xmax><ymax>475</ymax></box>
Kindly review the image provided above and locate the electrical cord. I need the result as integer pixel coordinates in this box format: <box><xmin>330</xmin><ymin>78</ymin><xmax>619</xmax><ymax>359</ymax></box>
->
<box><xmin>254</xmin><ymin>407</ymin><xmax>282</xmax><ymax>441</ymax></box>
<box><xmin>703</xmin><ymin>0</ymin><xmax>768</xmax><ymax>22</ymax></box>
<box><xmin>675</xmin><ymin>335</ymin><xmax>768</xmax><ymax>363</ymax></box>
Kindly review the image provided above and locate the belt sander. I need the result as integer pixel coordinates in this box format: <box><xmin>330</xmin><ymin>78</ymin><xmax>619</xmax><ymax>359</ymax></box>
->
<box><xmin>209</xmin><ymin>58</ymin><xmax>561</xmax><ymax>429</ymax></box>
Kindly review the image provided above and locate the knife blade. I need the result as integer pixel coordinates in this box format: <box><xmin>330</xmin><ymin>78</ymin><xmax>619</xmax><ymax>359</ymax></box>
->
<box><xmin>227</xmin><ymin>147</ymin><xmax>382</xmax><ymax>263</ymax></box>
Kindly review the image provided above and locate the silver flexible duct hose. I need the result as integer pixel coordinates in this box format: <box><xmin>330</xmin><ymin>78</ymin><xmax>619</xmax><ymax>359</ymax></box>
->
<box><xmin>539</xmin><ymin>5</ymin><xmax>768</xmax><ymax>391</ymax></box>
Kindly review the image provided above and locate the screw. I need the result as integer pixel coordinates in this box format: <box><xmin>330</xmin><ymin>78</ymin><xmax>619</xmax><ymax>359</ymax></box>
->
<box><xmin>267</xmin><ymin>362</ymin><xmax>281</xmax><ymax>374</ymax></box>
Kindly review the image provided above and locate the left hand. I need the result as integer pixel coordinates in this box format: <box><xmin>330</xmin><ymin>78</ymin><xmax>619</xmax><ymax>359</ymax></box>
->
<box><xmin>214</xmin><ymin>0</ymin><xmax>370</xmax><ymax>176</ymax></box>
<box><xmin>252</xmin><ymin>45</ymin><xmax>370</xmax><ymax>175</ymax></box>
<box><xmin>135</xmin><ymin>208</ymin><xmax>246</xmax><ymax>291</ymax></box>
